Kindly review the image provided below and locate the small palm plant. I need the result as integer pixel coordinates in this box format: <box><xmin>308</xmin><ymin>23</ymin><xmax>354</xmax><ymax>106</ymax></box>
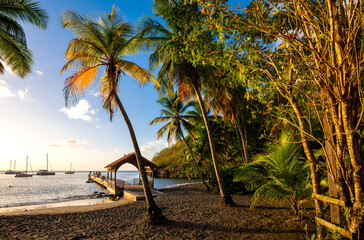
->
<box><xmin>234</xmin><ymin>129</ymin><xmax>312</xmax><ymax>217</ymax></box>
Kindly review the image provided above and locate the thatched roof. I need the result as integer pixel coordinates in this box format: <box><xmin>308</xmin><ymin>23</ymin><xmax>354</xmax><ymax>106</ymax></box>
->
<box><xmin>104</xmin><ymin>152</ymin><xmax>158</xmax><ymax>171</ymax></box>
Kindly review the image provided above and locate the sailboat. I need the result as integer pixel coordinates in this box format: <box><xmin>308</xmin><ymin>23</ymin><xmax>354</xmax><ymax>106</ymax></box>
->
<box><xmin>36</xmin><ymin>153</ymin><xmax>55</xmax><ymax>175</ymax></box>
<box><xmin>15</xmin><ymin>156</ymin><xmax>33</xmax><ymax>177</ymax></box>
<box><xmin>5</xmin><ymin>160</ymin><xmax>21</xmax><ymax>174</ymax></box>
<box><xmin>65</xmin><ymin>162</ymin><xmax>75</xmax><ymax>174</ymax></box>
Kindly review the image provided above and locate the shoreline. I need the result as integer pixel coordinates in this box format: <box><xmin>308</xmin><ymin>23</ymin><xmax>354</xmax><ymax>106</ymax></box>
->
<box><xmin>0</xmin><ymin>182</ymin><xmax>201</xmax><ymax>216</ymax></box>
<box><xmin>0</xmin><ymin>197</ymin><xmax>133</xmax><ymax>216</ymax></box>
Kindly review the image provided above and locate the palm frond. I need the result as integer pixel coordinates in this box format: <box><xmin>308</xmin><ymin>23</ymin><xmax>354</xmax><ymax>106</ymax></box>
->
<box><xmin>0</xmin><ymin>0</ymin><xmax>48</xmax><ymax>29</ymax></box>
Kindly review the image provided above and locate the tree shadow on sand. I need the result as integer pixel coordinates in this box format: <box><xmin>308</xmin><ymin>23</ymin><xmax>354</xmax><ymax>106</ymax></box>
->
<box><xmin>163</xmin><ymin>220</ymin><xmax>309</xmax><ymax>235</ymax></box>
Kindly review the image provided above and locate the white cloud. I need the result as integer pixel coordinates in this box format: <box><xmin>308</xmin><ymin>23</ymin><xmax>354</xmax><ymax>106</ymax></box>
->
<box><xmin>114</xmin><ymin>149</ymin><xmax>121</xmax><ymax>154</ymax></box>
<box><xmin>82</xmin><ymin>139</ymin><xmax>93</xmax><ymax>145</ymax></box>
<box><xmin>35</xmin><ymin>70</ymin><xmax>43</xmax><ymax>77</ymax></box>
<box><xmin>89</xmin><ymin>90</ymin><xmax>100</xmax><ymax>97</ymax></box>
<box><xmin>60</xmin><ymin>99</ymin><xmax>95</xmax><ymax>122</ymax></box>
<box><xmin>17</xmin><ymin>88</ymin><xmax>28</xmax><ymax>100</ymax></box>
<box><xmin>49</xmin><ymin>139</ymin><xmax>81</xmax><ymax>148</ymax></box>
<box><xmin>95</xmin><ymin>118</ymin><xmax>100</xmax><ymax>122</ymax></box>
<box><xmin>0</xmin><ymin>80</ymin><xmax>15</xmax><ymax>98</ymax></box>
<box><xmin>140</xmin><ymin>139</ymin><xmax>168</xmax><ymax>158</ymax></box>
<box><xmin>96</xmin><ymin>125</ymin><xmax>100</xmax><ymax>129</ymax></box>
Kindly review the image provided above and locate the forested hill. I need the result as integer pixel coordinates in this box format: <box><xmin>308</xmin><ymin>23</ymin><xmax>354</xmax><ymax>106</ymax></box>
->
<box><xmin>152</xmin><ymin>141</ymin><xmax>199</xmax><ymax>179</ymax></box>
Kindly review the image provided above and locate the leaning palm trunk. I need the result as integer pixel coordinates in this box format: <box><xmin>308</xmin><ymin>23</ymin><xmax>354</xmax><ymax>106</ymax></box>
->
<box><xmin>180</xmin><ymin>131</ymin><xmax>208</xmax><ymax>189</ymax></box>
<box><xmin>194</xmin><ymin>86</ymin><xmax>235</xmax><ymax>206</ymax></box>
<box><xmin>115</xmin><ymin>95</ymin><xmax>165</xmax><ymax>224</ymax></box>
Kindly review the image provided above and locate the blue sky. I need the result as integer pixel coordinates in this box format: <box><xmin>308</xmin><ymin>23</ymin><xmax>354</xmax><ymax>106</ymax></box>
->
<box><xmin>0</xmin><ymin>0</ymin><xmax>169</xmax><ymax>171</ymax></box>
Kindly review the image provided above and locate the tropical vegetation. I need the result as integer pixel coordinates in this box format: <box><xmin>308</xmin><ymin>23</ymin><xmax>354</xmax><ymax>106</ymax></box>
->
<box><xmin>54</xmin><ymin>0</ymin><xmax>364</xmax><ymax>237</ymax></box>
<box><xmin>0</xmin><ymin>0</ymin><xmax>48</xmax><ymax>77</ymax></box>
<box><xmin>234</xmin><ymin>129</ymin><xmax>311</xmax><ymax>218</ymax></box>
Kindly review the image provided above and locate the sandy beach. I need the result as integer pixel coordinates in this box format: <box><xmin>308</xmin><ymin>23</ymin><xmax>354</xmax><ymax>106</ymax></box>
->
<box><xmin>0</xmin><ymin>184</ymin><xmax>316</xmax><ymax>239</ymax></box>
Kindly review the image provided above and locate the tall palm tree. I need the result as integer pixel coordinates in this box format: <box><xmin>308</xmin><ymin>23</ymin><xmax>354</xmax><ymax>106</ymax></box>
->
<box><xmin>150</xmin><ymin>91</ymin><xmax>207</xmax><ymax>187</ymax></box>
<box><xmin>137</xmin><ymin>0</ymin><xmax>235</xmax><ymax>206</ymax></box>
<box><xmin>60</xmin><ymin>7</ymin><xmax>165</xmax><ymax>224</ymax></box>
<box><xmin>0</xmin><ymin>0</ymin><xmax>48</xmax><ymax>77</ymax></box>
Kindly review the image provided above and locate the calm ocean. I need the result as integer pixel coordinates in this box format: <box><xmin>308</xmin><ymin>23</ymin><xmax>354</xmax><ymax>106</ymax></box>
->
<box><xmin>0</xmin><ymin>171</ymin><xmax>199</xmax><ymax>208</ymax></box>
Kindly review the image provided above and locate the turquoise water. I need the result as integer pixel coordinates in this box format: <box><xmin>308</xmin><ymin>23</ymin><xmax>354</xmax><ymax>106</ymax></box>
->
<box><xmin>0</xmin><ymin>171</ymin><xmax>199</xmax><ymax>208</ymax></box>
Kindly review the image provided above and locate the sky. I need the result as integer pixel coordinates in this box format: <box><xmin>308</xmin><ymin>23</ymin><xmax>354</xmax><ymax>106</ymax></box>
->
<box><xmin>0</xmin><ymin>0</ymin><xmax>169</xmax><ymax>171</ymax></box>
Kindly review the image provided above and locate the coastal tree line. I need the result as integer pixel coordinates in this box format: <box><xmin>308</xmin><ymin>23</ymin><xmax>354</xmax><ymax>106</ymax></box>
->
<box><xmin>3</xmin><ymin>0</ymin><xmax>364</xmax><ymax>238</ymax></box>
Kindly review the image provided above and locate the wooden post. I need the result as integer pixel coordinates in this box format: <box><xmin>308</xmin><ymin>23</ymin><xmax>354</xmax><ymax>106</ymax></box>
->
<box><xmin>114</xmin><ymin>169</ymin><xmax>117</xmax><ymax>194</ymax></box>
<box><xmin>323</xmin><ymin>115</ymin><xmax>341</xmax><ymax>225</ymax></box>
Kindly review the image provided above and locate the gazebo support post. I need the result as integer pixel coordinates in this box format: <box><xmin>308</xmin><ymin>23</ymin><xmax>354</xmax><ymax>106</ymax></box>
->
<box><xmin>114</xmin><ymin>169</ymin><xmax>117</xmax><ymax>195</ymax></box>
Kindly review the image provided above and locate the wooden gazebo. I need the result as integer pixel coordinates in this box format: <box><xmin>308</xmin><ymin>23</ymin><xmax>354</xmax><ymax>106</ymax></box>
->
<box><xmin>104</xmin><ymin>152</ymin><xmax>158</xmax><ymax>188</ymax></box>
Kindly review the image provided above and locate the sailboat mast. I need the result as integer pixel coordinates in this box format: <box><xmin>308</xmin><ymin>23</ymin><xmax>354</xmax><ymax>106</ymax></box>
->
<box><xmin>47</xmin><ymin>153</ymin><xmax>48</xmax><ymax>171</ymax></box>
<box><xmin>10</xmin><ymin>160</ymin><xmax>12</xmax><ymax>171</ymax></box>
<box><xmin>14</xmin><ymin>160</ymin><xmax>16</xmax><ymax>171</ymax></box>
<box><xmin>26</xmin><ymin>155</ymin><xmax>28</xmax><ymax>173</ymax></box>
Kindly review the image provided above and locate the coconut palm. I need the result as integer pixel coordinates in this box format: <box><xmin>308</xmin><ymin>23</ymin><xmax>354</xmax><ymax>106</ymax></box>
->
<box><xmin>234</xmin><ymin>129</ymin><xmax>312</xmax><ymax>217</ymax></box>
<box><xmin>60</xmin><ymin>7</ymin><xmax>165</xmax><ymax>224</ymax></box>
<box><xmin>0</xmin><ymin>0</ymin><xmax>48</xmax><ymax>77</ymax></box>
<box><xmin>150</xmin><ymin>91</ymin><xmax>207</xmax><ymax>187</ymax></box>
<box><xmin>137</xmin><ymin>0</ymin><xmax>235</xmax><ymax>206</ymax></box>
<box><xmin>206</xmin><ymin>78</ymin><xmax>249</xmax><ymax>164</ymax></box>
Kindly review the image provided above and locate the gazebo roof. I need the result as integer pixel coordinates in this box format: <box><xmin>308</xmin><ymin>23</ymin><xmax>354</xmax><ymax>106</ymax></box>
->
<box><xmin>104</xmin><ymin>152</ymin><xmax>158</xmax><ymax>171</ymax></box>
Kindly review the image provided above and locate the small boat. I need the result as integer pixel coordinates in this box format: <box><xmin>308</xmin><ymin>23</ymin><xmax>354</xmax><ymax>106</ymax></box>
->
<box><xmin>65</xmin><ymin>162</ymin><xmax>75</xmax><ymax>174</ymax></box>
<box><xmin>36</xmin><ymin>153</ymin><xmax>55</xmax><ymax>175</ymax></box>
<box><xmin>15</xmin><ymin>156</ymin><xmax>32</xmax><ymax>178</ymax></box>
<box><xmin>5</xmin><ymin>160</ymin><xmax>21</xmax><ymax>174</ymax></box>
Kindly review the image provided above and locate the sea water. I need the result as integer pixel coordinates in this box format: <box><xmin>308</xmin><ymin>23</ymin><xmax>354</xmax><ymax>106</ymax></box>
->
<box><xmin>0</xmin><ymin>171</ymin><xmax>199</xmax><ymax>208</ymax></box>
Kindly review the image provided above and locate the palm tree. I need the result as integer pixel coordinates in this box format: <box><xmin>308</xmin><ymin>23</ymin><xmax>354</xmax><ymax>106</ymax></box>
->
<box><xmin>234</xmin><ymin>129</ymin><xmax>312</xmax><ymax>217</ymax></box>
<box><xmin>206</xmin><ymin>78</ymin><xmax>249</xmax><ymax>163</ymax></box>
<box><xmin>150</xmin><ymin>91</ymin><xmax>207</xmax><ymax>187</ymax></box>
<box><xmin>137</xmin><ymin>0</ymin><xmax>235</xmax><ymax>206</ymax></box>
<box><xmin>0</xmin><ymin>0</ymin><xmax>48</xmax><ymax>77</ymax></box>
<box><xmin>60</xmin><ymin>7</ymin><xmax>165</xmax><ymax>224</ymax></box>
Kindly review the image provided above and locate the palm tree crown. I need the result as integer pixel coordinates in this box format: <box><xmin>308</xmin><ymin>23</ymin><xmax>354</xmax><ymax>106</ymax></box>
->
<box><xmin>61</xmin><ymin>7</ymin><xmax>157</xmax><ymax>115</ymax></box>
<box><xmin>0</xmin><ymin>0</ymin><xmax>48</xmax><ymax>77</ymax></box>
<box><xmin>150</xmin><ymin>91</ymin><xmax>195</xmax><ymax>144</ymax></box>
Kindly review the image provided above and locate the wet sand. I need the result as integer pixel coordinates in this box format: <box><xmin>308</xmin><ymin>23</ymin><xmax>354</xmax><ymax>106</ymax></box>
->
<box><xmin>0</xmin><ymin>184</ymin><xmax>316</xmax><ymax>239</ymax></box>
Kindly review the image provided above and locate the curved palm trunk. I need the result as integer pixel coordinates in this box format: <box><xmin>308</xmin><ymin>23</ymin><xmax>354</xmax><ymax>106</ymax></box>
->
<box><xmin>193</xmin><ymin>86</ymin><xmax>235</xmax><ymax>206</ymax></box>
<box><xmin>115</xmin><ymin>95</ymin><xmax>166</xmax><ymax>224</ymax></box>
<box><xmin>180</xmin><ymin>130</ymin><xmax>208</xmax><ymax>189</ymax></box>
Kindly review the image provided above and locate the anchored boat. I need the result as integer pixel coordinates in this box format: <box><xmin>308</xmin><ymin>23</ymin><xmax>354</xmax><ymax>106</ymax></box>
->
<box><xmin>65</xmin><ymin>162</ymin><xmax>75</xmax><ymax>174</ymax></box>
<box><xmin>36</xmin><ymin>153</ymin><xmax>55</xmax><ymax>175</ymax></box>
<box><xmin>5</xmin><ymin>160</ymin><xmax>21</xmax><ymax>174</ymax></box>
<box><xmin>15</xmin><ymin>156</ymin><xmax>33</xmax><ymax>177</ymax></box>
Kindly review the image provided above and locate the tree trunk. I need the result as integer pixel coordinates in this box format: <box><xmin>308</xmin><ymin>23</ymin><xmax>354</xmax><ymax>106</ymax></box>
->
<box><xmin>235</xmin><ymin>117</ymin><xmax>248</xmax><ymax>163</ymax></box>
<box><xmin>233</xmin><ymin>120</ymin><xmax>245</xmax><ymax>161</ymax></box>
<box><xmin>193</xmin><ymin>86</ymin><xmax>235</xmax><ymax>206</ymax></box>
<box><xmin>180</xmin><ymin>131</ymin><xmax>208</xmax><ymax>189</ymax></box>
<box><xmin>287</xmin><ymin>95</ymin><xmax>324</xmax><ymax>239</ymax></box>
<box><xmin>115</xmin><ymin>95</ymin><xmax>166</xmax><ymax>224</ymax></box>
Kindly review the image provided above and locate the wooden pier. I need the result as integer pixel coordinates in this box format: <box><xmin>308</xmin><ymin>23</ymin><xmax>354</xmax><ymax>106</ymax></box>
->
<box><xmin>89</xmin><ymin>152</ymin><xmax>162</xmax><ymax>201</ymax></box>
<box><xmin>90</xmin><ymin>175</ymin><xmax>162</xmax><ymax>201</ymax></box>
